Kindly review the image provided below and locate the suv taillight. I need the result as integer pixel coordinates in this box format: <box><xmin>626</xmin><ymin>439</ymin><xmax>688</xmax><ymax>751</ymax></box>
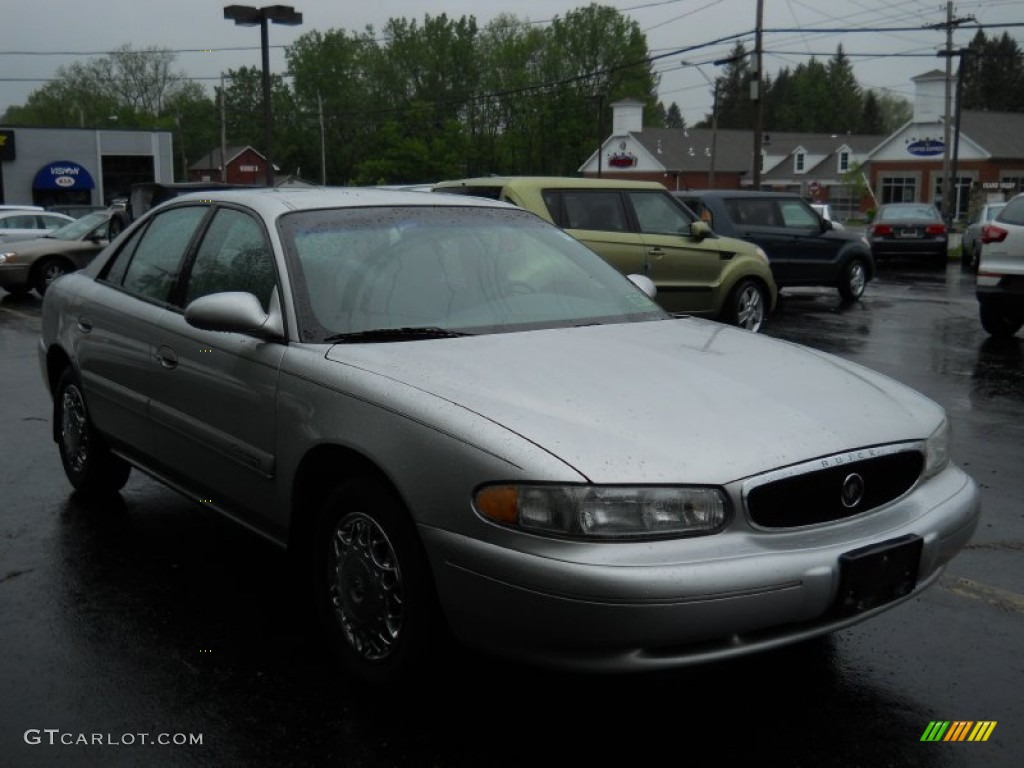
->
<box><xmin>981</xmin><ymin>224</ymin><xmax>1008</xmax><ymax>244</ymax></box>
<box><xmin>872</xmin><ymin>224</ymin><xmax>893</xmax><ymax>236</ymax></box>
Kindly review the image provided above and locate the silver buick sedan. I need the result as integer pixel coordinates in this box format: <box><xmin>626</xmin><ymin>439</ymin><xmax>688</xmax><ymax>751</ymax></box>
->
<box><xmin>38</xmin><ymin>188</ymin><xmax>980</xmax><ymax>687</ymax></box>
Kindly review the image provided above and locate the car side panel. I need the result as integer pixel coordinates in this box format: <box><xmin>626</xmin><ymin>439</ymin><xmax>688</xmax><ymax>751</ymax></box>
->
<box><xmin>65</xmin><ymin>279</ymin><xmax>167</xmax><ymax>457</ymax></box>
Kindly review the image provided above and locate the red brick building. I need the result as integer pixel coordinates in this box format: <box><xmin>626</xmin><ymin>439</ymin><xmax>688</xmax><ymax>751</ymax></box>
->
<box><xmin>188</xmin><ymin>146</ymin><xmax>272</xmax><ymax>186</ymax></box>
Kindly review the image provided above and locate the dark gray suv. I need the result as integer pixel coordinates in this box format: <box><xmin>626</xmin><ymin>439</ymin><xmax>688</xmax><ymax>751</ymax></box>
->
<box><xmin>675</xmin><ymin>190</ymin><xmax>875</xmax><ymax>302</ymax></box>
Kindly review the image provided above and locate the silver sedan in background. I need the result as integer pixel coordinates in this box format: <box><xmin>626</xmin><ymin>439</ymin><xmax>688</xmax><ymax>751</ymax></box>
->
<box><xmin>38</xmin><ymin>188</ymin><xmax>980</xmax><ymax>688</ymax></box>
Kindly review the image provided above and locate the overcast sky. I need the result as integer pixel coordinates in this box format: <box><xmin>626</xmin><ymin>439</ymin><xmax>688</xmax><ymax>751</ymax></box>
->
<box><xmin>2</xmin><ymin>1</ymin><xmax>1021</xmax><ymax>124</ymax></box>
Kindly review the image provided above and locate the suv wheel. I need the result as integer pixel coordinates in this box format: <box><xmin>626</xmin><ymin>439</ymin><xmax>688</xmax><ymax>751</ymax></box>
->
<box><xmin>725</xmin><ymin>279</ymin><xmax>767</xmax><ymax>333</ymax></box>
<box><xmin>838</xmin><ymin>259</ymin><xmax>867</xmax><ymax>302</ymax></box>
<box><xmin>979</xmin><ymin>300</ymin><xmax>1024</xmax><ymax>338</ymax></box>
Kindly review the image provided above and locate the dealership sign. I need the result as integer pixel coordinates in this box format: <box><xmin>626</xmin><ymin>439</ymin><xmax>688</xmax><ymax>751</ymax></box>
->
<box><xmin>32</xmin><ymin>160</ymin><xmax>95</xmax><ymax>190</ymax></box>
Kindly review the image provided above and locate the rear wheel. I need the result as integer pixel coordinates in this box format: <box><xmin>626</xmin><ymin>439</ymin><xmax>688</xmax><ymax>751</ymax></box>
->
<box><xmin>979</xmin><ymin>300</ymin><xmax>1024</xmax><ymax>338</ymax></box>
<box><xmin>33</xmin><ymin>256</ymin><xmax>73</xmax><ymax>297</ymax></box>
<box><xmin>837</xmin><ymin>259</ymin><xmax>868</xmax><ymax>302</ymax></box>
<box><xmin>724</xmin><ymin>279</ymin><xmax>767</xmax><ymax>333</ymax></box>
<box><xmin>54</xmin><ymin>368</ymin><xmax>131</xmax><ymax>495</ymax></box>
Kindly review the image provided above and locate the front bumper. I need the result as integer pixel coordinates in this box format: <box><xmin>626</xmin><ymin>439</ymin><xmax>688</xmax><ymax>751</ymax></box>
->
<box><xmin>422</xmin><ymin>463</ymin><xmax>980</xmax><ymax>672</ymax></box>
<box><xmin>0</xmin><ymin>262</ymin><xmax>32</xmax><ymax>290</ymax></box>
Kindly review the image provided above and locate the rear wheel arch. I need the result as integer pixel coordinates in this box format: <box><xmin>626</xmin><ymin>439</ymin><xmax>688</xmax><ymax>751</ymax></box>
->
<box><xmin>46</xmin><ymin>347</ymin><xmax>74</xmax><ymax>440</ymax></box>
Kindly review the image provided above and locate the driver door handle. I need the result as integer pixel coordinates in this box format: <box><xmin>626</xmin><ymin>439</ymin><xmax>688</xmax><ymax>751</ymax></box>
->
<box><xmin>156</xmin><ymin>345</ymin><xmax>178</xmax><ymax>370</ymax></box>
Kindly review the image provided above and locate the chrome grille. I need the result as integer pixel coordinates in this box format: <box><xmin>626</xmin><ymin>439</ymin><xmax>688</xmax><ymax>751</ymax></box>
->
<box><xmin>745</xmin><ymin>448</ymin><xmax>924</xmax><ymax>528</ymax></box>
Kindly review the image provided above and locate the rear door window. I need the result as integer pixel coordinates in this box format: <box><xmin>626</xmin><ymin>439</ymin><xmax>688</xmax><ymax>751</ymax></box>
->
<box><xmin>544</xmin><ymin>190</ymin><xmax>629</xmax><ymax>233</ymax></box>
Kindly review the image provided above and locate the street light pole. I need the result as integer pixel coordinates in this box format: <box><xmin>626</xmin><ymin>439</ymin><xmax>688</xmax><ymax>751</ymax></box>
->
<box><xmin>224</xmin><ymin>5</ymin><xmax>303</xmax><ymax>188</ymax></box>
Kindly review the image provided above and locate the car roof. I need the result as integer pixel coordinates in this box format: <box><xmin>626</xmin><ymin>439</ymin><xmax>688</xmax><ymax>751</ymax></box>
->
<box><xmin>434</xmin><ymin>176</ymin><xmax>668</xmax><ymax>191</ymax></box>
<box><xmin>162</xmin><ymin>186</ymin><xmax>517</xmax><ymax>217</ymax></box>
<box><xmin>675</xmin><ymin>190</ymin><xmax>805</xmax><ymax>200</ymax></box>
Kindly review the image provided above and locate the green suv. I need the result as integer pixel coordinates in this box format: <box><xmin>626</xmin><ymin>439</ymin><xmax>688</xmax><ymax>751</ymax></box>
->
<box><xmin>432</xmin><ymin>177</ymin><xmax>778</xmax><ymax>332</ymax></box>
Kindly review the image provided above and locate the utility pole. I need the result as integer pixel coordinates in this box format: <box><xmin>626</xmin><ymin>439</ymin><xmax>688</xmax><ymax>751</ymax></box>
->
<box><xmin>752</xmin><ymin>0</ymin><xmax>764</xmax><ymax>189</ymax></box>
<box><xmin>220</xmin><ymin>72</ymin><xmax>228</xmax><ymax>183</ymax></box>
<box><xmin>932</xmin><ymin>2</ymin><xmax>975</xmax><ymax>224</ymax></box>
<box><xmin>318</xmin><ymin>91</ymin><xmax>326</xmax><ymax>186</ymax></box>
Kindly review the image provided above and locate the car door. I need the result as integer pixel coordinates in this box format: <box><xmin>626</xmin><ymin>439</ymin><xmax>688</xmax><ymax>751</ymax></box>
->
<box><xmin>72</xmin><ymin>204</ymin><xmax>210</xmax><ymax>458</ymax></box>
<box><xmin>627</xmin><ymin>189</ymin><xmax>724</xmax><ymax>314</ymax></box>
<box><xmin>543</xmin><ymin>188</ymin><xmax>648</xmax><ymax>276</ymax></box>
<box><xmin>149</xmin><ymin>205</ymin><xmax>286</xmax><ymax>534</ymax></box>
<box><xmin>774</xmin><ymin>198</ymin><xmax>840</xmax><ymax>283</ymax></box>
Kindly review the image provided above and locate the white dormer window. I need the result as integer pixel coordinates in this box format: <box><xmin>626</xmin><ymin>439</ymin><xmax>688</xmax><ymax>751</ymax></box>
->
<box><xmin>838</xmin><ymin>150</ymin><xmax>850</xmax><ymax>173</ymax></box>
<box><xmin>795</xmin><ymin>152</ymin><xmax>806</xmax><ymax>173</ymax></box>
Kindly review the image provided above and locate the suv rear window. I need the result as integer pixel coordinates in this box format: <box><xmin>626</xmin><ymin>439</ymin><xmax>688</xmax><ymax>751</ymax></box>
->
<box><xmin>542</xmin><ymin>189</ymin><xmax>629</xmax><ymax>232</ymax></box>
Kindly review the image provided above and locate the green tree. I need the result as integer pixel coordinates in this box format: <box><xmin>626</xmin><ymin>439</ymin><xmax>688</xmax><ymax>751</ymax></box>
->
<box><xmin>858</xmin><ymin>90</ymin><xmax>885</xmax><ymax>134</ymax></box>
<box><xmin>664</xmin><ymin>102</ymin><xmax>685</xmax><ymax>129</ymax></box>
<box><xmin>826</xmin><ymin>45</ymin><xmax>861</xmax><ymax>133</ymax></box>
<box><xmin>714</xmin><ymin>42</ymin><xmax>753</xmax><ymax>129</ymax></box>
<box><xmin>961</xmin><ymin>30</ymin><xmax>1024</xmax><ymax>112</ymax></box>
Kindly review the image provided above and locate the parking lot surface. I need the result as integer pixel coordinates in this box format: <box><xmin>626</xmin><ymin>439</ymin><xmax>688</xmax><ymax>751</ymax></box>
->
<box><xmin>1</xmin><ymin>261</ymin><xmax>1021</xmax><ymax>768</ymax></box>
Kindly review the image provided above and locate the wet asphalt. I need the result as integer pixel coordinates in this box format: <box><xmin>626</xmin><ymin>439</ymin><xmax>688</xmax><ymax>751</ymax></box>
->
<box><xmin>0</xmin><ymin>260</ymin><xmax>1021</xmax><ymax>768</ymax></box>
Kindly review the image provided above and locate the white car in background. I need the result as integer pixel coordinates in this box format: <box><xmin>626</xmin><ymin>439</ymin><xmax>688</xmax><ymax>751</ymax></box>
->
<box><xmin>0</xmin><ymin>209</ymin><xmax>75</xmax><ymax>243</ymax></box>
<box><xmin>977</xmin><ymin>192</ymin><xmax>1024</xmax><ymax>337</ymax></box>
<box><xmin>811</xmin><ymin>203</ymin><xmax>845</xmax><ymax>230</ymax></box>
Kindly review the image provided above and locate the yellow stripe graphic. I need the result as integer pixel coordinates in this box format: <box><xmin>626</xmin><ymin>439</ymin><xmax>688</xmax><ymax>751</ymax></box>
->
<box><xmin>967</xmin><ymin>721</ymin><xmax>997</xmax><ymax>742</ymax></box>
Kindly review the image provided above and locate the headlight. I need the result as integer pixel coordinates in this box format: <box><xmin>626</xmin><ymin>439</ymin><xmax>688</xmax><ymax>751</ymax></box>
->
<box><xmin>922</xmin><ymin>418</ymin><xmax>950</xmax><ymax>478</ymax></box>
<box><xmin>474</xmin><ymin>484</ymin><xmax>728</xmax><ymax>539</ymax></box>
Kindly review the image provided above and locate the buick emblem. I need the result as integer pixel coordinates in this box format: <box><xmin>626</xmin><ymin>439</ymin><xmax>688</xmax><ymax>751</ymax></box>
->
<box><xmin>841</xmin><ymin>473</ymin><xmax>865</xmax><ymax>508</ymax></box>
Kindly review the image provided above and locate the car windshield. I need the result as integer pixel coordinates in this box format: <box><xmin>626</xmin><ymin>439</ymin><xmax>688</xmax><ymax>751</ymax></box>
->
<box><xmin>878</xmin><ymin>205</ymin><xmax>939</xmax><ymax>222</ymax></box>
<box><xmin>47</xmin><ymin>211</ymin><xmax>110</xmax><ymax>241</ymax></box>
<box><xmin>278</xmin><ymin>205</ymin><xmax>668</xmax><ymax>342</ymax></box>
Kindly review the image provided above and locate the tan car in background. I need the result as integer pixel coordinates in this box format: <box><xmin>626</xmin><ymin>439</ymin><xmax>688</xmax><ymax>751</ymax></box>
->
<box><xmin>432</xmin><ymin>177</ymin><xmax>777</xmax><ymax>332</ymax></box>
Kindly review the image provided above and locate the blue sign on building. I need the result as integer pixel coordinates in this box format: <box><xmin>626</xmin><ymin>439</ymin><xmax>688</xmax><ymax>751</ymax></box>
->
<box><xmin>906</xmin><ymin>139</ymin><xmax>945</xmax><ymax>157</ymax></box>
<box><xmin>33</xmin><ymin>161</ymin><xmax>95</xmax><ymax>190</ymax></box>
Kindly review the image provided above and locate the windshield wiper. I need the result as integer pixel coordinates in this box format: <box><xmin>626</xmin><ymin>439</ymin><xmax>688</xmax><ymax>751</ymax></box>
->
<box><xmin>324</xmin><ymin>326</ymin><xmax>473</xmax><ymax>343</ymax></box>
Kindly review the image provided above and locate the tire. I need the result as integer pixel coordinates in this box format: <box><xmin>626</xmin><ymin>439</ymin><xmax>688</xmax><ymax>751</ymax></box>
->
<box><xmin>54</xmin><ymin>368</ymin><xmax>131</xmax><ymax>496</ymax></box>
<box><xmin>838</xmin><ymin>259</ymin><xmax>868</xmax><ymax>302</ymax></box>
<box><xmin>33</xmin><ymin>256</ymin><xmax>73</xmax><ymax>297</ymax></box>
<box><xmin>960</xmin><ymin>240</ymin><xmax>975</xmax><ymax>272</ymax></box>
<box><xmin>724</xmin><ymin>279</ymin><xmax>767</xmax><ymax>333</ymax></box>
<box><xmin>315</xmin><ymin>478</ymin><xmax>444</xmax><ymax>688</ymax></box>
<box><xmin>979</xmin><ymin>300</ymin><xmax>1024</xmax><ymax>339</ymax></box>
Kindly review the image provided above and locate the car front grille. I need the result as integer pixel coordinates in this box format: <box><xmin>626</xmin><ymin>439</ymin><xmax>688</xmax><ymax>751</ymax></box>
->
<box><xmin>745</xmin><ymin>448</ymin><xmax>924</xmax><ymax>528</ymax></box>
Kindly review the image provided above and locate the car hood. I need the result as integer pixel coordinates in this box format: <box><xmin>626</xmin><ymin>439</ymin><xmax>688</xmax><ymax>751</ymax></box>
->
<box><xmin>325</xmin><ymin>319</ymin><xmax>942</xmax><ymax>484</ymax></box>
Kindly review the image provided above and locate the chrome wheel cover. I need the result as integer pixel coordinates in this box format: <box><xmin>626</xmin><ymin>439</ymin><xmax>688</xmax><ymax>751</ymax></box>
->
<box><xmin>60</xmin><ymin>384</ymin><xmax>89</xmax><ymax>473</ymax></box>
<box><xmin>327</xmin><ymin>511</ymin><xmax>403</xmax><ymax>661</ymax></box>
<box><xmin>42</xmin><ymin>262</ymin><xmax>67</xmax><ymax>287</ymax></box>
<box><xmin>736</xmin><ymin>285</ymin><xmax>765</xmax><ymax>332</ymax></box>
<box><xmin>847</xmin><ymin>262</ymin><xmax>866</xmax><ymax>298</ymax></box>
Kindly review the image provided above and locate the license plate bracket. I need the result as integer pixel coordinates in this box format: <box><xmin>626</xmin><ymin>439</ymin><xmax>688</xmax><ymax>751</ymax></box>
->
<box><xmin>834</xmin><ymin>534</ymin><xmax>923</xmax><ymax>617</ymax></box>
<box><xmin>898</xmin><ymin>228</ymin><xmax>920</xmax><ymax>238</ymax></box>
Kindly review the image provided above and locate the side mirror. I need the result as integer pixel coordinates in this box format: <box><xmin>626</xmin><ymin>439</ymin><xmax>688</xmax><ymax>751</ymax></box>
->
<box><xmin>821</xmin><ymin>218</ymin><xmax>833</xmax><ymax>231</ymax></box>
<box><xmin>627</xmin><ymin>274</ymin><xmax>657</xmax><ymax>298</ymax></box>
<box><xmin>690</xmin><ymin>220</ymin><xmax>713</xmax><ymax>241</ymax></box>
<box><xmin>185</xmin><ymin>291</ymin><xmax>283</xmax><ymax>340</ymax></box>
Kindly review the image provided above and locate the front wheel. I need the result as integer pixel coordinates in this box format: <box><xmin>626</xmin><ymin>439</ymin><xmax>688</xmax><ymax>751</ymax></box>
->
<box><xmin>315</xmin><ymin>478</ymin><xmax>444</xmax><ymax>688</ymax></box>
<box><xmin>979</xmin><ymin>300</ymin><xmax>1024</xmax><ymax>338</ymax></box>
<box><xmin>838</xmin><ymin>259</ymin><xmax>868</xmax><ymax>302</ymax></box>
<box><xmin>724</xmin><ymin>279</ymin><xmax>767</xmax><ymax>333</ymax></box>
<box><xmin>54</xmin><ymin>368</ymin><xmax>131</xmax><ymax>496</ymax></box>
<box><xmin>33</xmin><ymin>256</ymin><xmax>73</xmax><ymax>297</ymax></box>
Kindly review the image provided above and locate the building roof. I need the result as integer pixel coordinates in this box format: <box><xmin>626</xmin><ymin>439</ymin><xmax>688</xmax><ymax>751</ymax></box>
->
<box><xmin>627</xmin><ymin>128</ymin><xmax>883</xmax><ymax>176</ymax></box>
<box><xmin>959</xmin><ymin>110</ymin><xmax>1024</xmax><ymax>158</ymax></box>
<box><xmin>190</xmin><ymin>145</ymin><xmax>265</xmax><ymax>171</ymax></box>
